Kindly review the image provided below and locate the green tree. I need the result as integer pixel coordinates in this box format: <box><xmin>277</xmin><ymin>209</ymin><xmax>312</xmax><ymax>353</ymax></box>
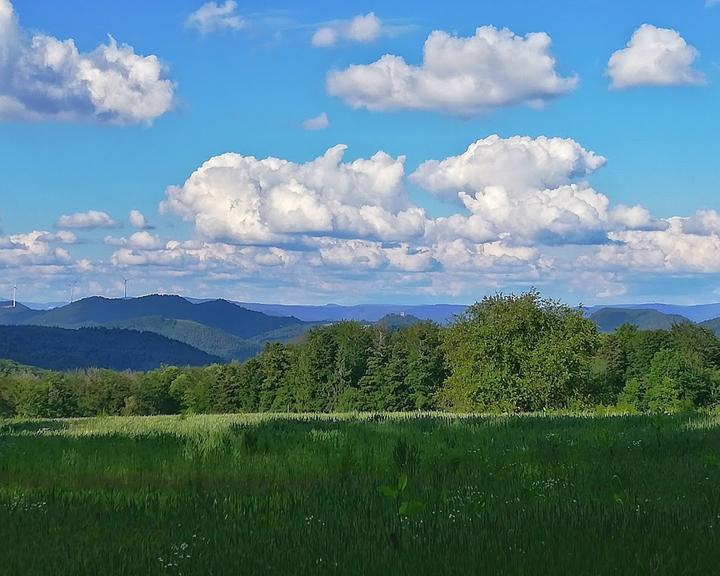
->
<box><xmin>438</xmin><ymin>290</ymin><xmax>599</xmax><ymax>412</ymax></box>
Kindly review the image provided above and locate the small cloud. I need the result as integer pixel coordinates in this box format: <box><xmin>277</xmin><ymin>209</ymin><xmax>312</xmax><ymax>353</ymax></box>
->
<box><xmin>57</xmin><ymin>210</ymin><xmax>118</xmax><ymax>230</ymax></box>
<box><xmin>301</xmin><ymin>112</ymin><xmax>329</xmax><ymax>131</ymax></box>
<box><xmin>186</xmin><ymin>1</ymin><xmax>246</xmax><ymax>35</ymax></box>
<box><xmin>312</xmin><ymin>13</ymin><xmax>383</xmax><ymax>48</ymax></box>
<box><xmin>312</xmin><ymin>27</ymin><xmax>339</xmax><ymax>48</ymax></box>
<box><xmin>607</xmin><ymin>24</ymin><xmax>705</xmax><ymax>89</ymax></box>
<box><xmin>129</xmin><ymin>209</ymin><xmax>153</xmax><ymax>230</ymax></box>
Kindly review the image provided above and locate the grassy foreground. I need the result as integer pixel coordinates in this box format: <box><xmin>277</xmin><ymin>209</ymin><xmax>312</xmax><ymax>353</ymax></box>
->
<box><xmin>2</xmin><ymin>413</ymin><xmax>720</xmax><ymax>575</ymax></box>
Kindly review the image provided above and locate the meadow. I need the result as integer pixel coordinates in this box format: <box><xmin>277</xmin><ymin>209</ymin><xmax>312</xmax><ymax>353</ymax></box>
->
<box><xmin>2</xmin><ymin>412</ymin><xmax>720</xmax><ymax>575</ymax></box>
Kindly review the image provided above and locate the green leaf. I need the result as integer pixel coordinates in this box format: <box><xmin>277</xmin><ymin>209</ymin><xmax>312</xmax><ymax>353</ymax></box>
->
<box><xmin>399</xmin><ymin>500</ymin><xmax>425</xmax><ymax>516</ymax></box>
<box><xmin>397</xmin><ymin>473</ymin><xmax>408</xmax><ymax>493</ymax></box>
<box><xmin>378</xmin><ymin>485</ymin><xmax>398</xmax><ymax>499</ymax></box>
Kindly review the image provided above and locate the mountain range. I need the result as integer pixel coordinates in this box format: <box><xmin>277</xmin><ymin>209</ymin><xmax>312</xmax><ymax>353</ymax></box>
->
<box><xmin>0</xmin><ymin>296</ymin><xmax>312</xmax><ymax>369</ymax></box>
<box><xmin>4</xmin><ymin>294</ymin><xmax>720</xmax><ymax>371</ymax></box>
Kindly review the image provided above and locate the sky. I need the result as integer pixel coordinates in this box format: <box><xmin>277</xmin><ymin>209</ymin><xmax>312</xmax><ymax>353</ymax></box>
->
<box><xmin>1</xmin><ymin>0</ymin><xmax>719</xmax><ymax>306</ymax></box>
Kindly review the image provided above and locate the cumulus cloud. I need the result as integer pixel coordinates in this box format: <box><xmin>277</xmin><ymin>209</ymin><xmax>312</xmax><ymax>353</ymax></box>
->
<box><xmin>301</xmin><ymin>112</ymin><xmax>329</xmax><ymax>131</ymax></box>
<box><xmin>161</xmin><ymin>145</ymin><xmax>425</xmax><ymax>244</ymax></box>
<box><xmin>0</xmin><ymin>0</ymin><xmax>174</xmax><ymax>124</ymax></box>
<box><xmin>414</xmin><ymin>135</ymin><xmax>632</xmax><ymax>244</ymax></box>
<box><xmin>312</xmin><ymin>13</ymin><xmax>383</xmax><ymax>48</ymax></box>
<box><xmin>0</xmin><ymin>230</ymin><xmax>72</xmax><ymax>266</ymax></box>
<box><xmin>588</xmin><ymin>220</ymin><xmax>720</xmax><ymax>273</ymax></box>
<box><xmin>607</xmin><ymin>24</ymin><xmax>705</xmax><ymax>89</ymax></box>
<box><xmin>57</xmin><ymin>210</ymin><xmax>118</xmax><ymax>230</ymax></box>
<box><xmin>413</xmin><ymin>135</ymin><xmax>606</xmax><ymax>201</ymax></box>
<box><xmin>186</xmin><ymin>1</ymin><xmax>246</xmax><ymax>35</ymax></box>
<box><xmin>38</xmin><ymin>135</ymin><xmax>710</xmax><ymax>304</ymax></box>
<box><xmin>327</xmin><ymin>26</ymin><xmax>577</xmax><ymax>115</ymax></box>
<box><xmin>431</xmin><ymin>239</ymin><xmax>538</xmax><ymax>272</ymax></box>
<box><xmin>308</xmin><ymin>239</ymin><xmax>435</xmax><ymax>272</ymax></box>
<box><xmin>678</xmin><ymin>209</ymin><xmax>720</xmax><ymax>235</ymax></box>
<box><xmin>413</xmin><ymin>136</ymin><xmax>668</xmax><ymax>245</ymax></box>
<box><xmin>128</xmin><ymin>209</ymin><xmax>152</xmax><ymax>230</ymax></box>
<box><xmin>105</xmin><ymin>231</ymin><xmax>162</xmax><ymax>250</ymax></box>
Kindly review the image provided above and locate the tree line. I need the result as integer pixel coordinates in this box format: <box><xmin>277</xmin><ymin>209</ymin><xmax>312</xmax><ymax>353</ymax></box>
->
<box><xmin>2</xmin><ymin>290</ymin><xmax>719</xmax><ymax>418</ymax></box>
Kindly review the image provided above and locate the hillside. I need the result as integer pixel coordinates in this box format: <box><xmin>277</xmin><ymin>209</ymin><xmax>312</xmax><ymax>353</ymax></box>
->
<box><xmin>0</xmin><ymin>302</ymin><xmax>44</xmax><ymax>325</ymax></box>
<box><xmin>232</xmin><ymin>302</ymin><xmax>467</xmax><ymax>323</ymax></box>
<box><xmin>377</xmin><ymin>313</ymin><xmax>424</xmax><ymax>329</ymax></box>
<box><xmin>100</xmin><ymin>316</ymin><xmax>259</xmax><ymax>361</ymax></box>
<box><xmin>590</xmin><ymin>307</ymin><xmax>691</xmax><ymax>333</ymax></box>
<box><xmin>1</xmin><ymin>295</ymin><xmax>304</xmax><ymax>339</ymax></box>
<box><xmin>0</xmin><ymin>326</ymin><xmax>221</xmax><ymax>371</ymax></box>
<box><xmin>699</xmin><ymin>317</ymin><xmax>720</xmax><ymax>336</ymax></box>
<box><xmin>584</xmin><ymin>303</ymin><xmax>720</xmax><ymax>323</ymax></box>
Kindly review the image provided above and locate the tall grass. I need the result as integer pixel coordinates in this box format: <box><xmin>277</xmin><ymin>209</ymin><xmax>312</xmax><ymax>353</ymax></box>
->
<box><xmin>2</xmin><ymin>413</ymin><xmax>720</xmax><ymax>575</ymax></box>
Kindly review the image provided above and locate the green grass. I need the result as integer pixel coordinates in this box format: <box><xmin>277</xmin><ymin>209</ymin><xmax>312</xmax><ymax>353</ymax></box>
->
<box><xmin>2</xmin><ymin>413</ymin><xmax>720</xmax><ymax>575</ymax></box>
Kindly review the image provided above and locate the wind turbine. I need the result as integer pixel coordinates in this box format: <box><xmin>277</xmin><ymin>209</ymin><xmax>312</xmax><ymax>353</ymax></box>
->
<box><xmin>122</xmin><ymin>277</ymin><xmax>129</xmax><ymax>299</ymax></box>
<box><xmin>67</xmin><ymin>280</ymin><xmax>78</xmax><ymax>304</ymax></box>
<box><xmin>12</xmin><ymin>284</ymin><xmax>16</xmax><ymax>308</ymax></box>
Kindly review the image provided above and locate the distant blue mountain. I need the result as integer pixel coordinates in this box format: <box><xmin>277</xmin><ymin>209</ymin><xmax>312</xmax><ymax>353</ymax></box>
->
<box><xmin>583</xmin><ymin>303</ymin><xmax>720</xmax><ymax>323</ymax></box>
<box><xmin>0</xmin><ymin>295</ymin><xmax>304</xmax><ymax>339</ymax></box>
<box><xmin>231</xmin><ymin>302</ymin><xmax>468</xmax><ymax>324</ymax></box>
<box><xmin>589</xmin><ymin>308</ymin><xmax>691</xmax><ymax>333</ymax></box>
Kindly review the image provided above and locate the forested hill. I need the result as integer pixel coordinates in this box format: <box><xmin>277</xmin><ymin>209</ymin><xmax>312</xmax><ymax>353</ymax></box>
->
<box><xmin>0</xmin><ymin>326</ymin><xmax>221</xmax><ymax>371</ymax></box>
<box><xmin>589</xmin><ymin>308</ymin><xmax>690</xmax><ymax>332</ymax></box>
<box><xmin>0</xmin><ymin>295</ymin><xmax>304</xmax><ymax>339</ymax></box>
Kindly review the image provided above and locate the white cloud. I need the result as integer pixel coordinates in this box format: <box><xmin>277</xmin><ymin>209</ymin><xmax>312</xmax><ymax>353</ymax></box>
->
<box><xmin>0</xmin><ymin>230</ymin><xmax>72</xmax><ymax>266</ymax></box>
<box><xmin>327</xmin><ymin>26</ymin><xmax>577</xmax><ymax>115</ymax></box>
<box><xmin>0</xmin><ymin>0</ymin><xmax>174</xmax><ymax>124</ymax></box>
<box><xmin>186</xmin><ymin>1</ymin><xmax>246</xmax><ymax>35</ymax></box>
<box><xmin>312</xmin><ymin>13</ymin><xmax>383</xmax><ymax>48</ymax></box>
<box><xmin>57</xmin><ymin>210</ymin><xmax>118</xmax><ymax>230</ymax></box>
<box><xmin>161</xmin><ymin>145</ymin><xmax>425</xmax><ymax>244</ymax></box>
<box><xmin>309</xmin><ymin>239</ymin><xmax>435</xmax><ymax>272</ymax></box>
<box><xmin>413</xmin><ymin>135</ymin><xmax>606</xmax><ymax>200</ymax></box>
<box><xmin>679</xmin><ymin>209</ymin><xmax>720</xmax><ymax>235</ymax></box>
<box><xmin>607</xmin><ymin>24</ymin><xmax>705</xmax><ymax>89</ymax></box>
<box><xmin>589</xmin><ymin>220</ymin><xmax>720</xmax><ymax>273</ymax></box>
<box><xmin>413</xmin><ymin>136</ymin><xmax>635</xmax><ymax>244</ymax></box>
<box><xmin>105</xmin><ymin>231</ymin><xmax>162</xmax><ymax>250</ymax></box>
<box><xmin>128</xmin><ymin>209</ymin><xmax>151</xmax><ymax>230</ymax></box>
<box><xmin>301</xmin><ymin>112</ymin><xmax>329</xmax><ymax>131</ymax></box>
<box><xmin>431</xmin><ymin>239</ymin><xmax>538</xmax><ymax>272</ymax></box>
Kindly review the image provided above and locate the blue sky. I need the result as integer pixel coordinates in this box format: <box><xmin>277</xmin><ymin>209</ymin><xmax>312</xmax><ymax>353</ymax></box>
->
<box><xmin>1</xmin><ymin>0</ymin><xmax>719</xmax><ymax>305</ymax></box>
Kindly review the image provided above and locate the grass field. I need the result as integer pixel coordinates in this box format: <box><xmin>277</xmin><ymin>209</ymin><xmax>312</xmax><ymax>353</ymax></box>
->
<box><xmin>2</xmin><ymin>413</ymin><xmax>720</xmax><ymax>575</ymax></box>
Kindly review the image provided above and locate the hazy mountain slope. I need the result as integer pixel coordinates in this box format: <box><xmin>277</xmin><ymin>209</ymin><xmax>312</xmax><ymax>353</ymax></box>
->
<box><xmin>590</xmin><ymin>308</ymin><xmax>691</xmax><ymax>333</ymax></box>
<box><xmin>584</xmin><ymin>303</ymin><xmax>720</xmax><ymax>323</ymax></box>
<box><xmin>243</xmin><ymin>323</ymin><xmax>319</xmax><ymax>347</ymax></box>
<box><xmin>377</xmin><ymin>313</ymin><xmax>424</xmax><ymax>329</ymax></box>
<box><xmin>10</xmin><ymin>295</ymin><xmax>304</xmax><ymax>338</ymax></box>
<box><xmin>99</xmin><ymin>316</ymin><xmax>258</xmax><ymax>361</ymax></box>
<box><xmin>699</xmin><ymin>317</ymin><xmax>720</xmax><ymax>336</ymax></box>
<box><xmin>232</xmin><ymin>302</ymin><xmax>467</xmax><ymax>323</ymax></box>
<box><xmin>0</xmin><ymin>302</ymin><xmax>44</xmax><ymax>325</ymax></box>
<box><xmin>0</xmin><ymin>326</ymin><xmax>221</xmax><ymax>371</ymax></box>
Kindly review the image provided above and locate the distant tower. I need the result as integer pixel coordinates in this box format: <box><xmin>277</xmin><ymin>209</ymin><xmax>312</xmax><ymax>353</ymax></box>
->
<box><xmin>122</xmin><ymin>278</ymin><xmax>129</xmax><ymax>299</ymax></box>
<box><xmin>12</xmin><ymin>284</ymin><xmax>16</xmax><ymax>308</ymax></box>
